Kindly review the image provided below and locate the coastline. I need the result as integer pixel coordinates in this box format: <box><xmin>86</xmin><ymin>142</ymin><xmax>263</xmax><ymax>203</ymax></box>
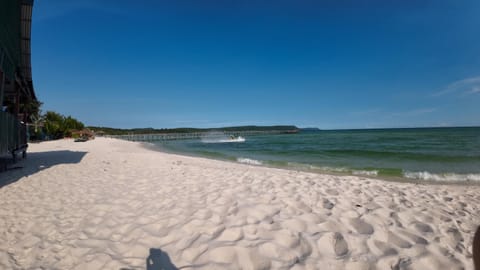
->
<box><xmin>142</xmin><ymin>140</ymin><xmax>480</xmax><ymax>186</ymax></box>
<box><xmin>1</xmin><ymin>137</ymin><xmax>479</xmax><ymax>269</ymax></box>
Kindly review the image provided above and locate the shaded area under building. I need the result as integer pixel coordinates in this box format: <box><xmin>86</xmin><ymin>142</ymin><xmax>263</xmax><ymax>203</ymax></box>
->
<box><xmin>1</xmin><ymin>0</ymin><xmax>37</xmax><ymax>168</ymax></box>
<box><xmin>0</xmin><ymin>150</ymin><xmax>87</xmax><ymax>188</ymax></box>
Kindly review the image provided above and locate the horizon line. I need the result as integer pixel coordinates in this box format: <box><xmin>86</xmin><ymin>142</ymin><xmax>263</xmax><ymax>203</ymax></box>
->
<box><xmin>86</xmin><ymin>124</ymin><xmax>480</xmax><ymax>131</ymax></box>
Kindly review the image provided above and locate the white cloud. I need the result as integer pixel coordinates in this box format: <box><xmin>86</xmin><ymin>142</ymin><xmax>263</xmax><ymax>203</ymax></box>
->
<box><xmin>468</xmin><ymin>86</ymin><xmax>480</xmax><ymax>94</ymax></box>
<box><xmin>433</xmin><ymin>76</ymin><xmax>480</xmax><ymax>96</ymax></box>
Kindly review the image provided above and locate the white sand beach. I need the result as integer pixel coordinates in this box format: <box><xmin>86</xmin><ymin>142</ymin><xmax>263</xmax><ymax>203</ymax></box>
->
<box><xmin>0</xmin><ymin>137</ymin><xmax>479</xmax><ymax>269</ymax></box>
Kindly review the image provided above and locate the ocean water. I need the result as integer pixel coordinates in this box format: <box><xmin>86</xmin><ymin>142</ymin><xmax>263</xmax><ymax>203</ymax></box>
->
<box><xmin>152</xmin><ymin>127</ymin><xmax>480</xmax><ymax>183</ymax></box>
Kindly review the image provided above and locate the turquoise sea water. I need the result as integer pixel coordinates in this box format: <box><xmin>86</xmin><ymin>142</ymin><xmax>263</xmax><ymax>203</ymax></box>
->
<box><xmin>152</xmin><ymin>127</ymin><xmax>480</xmax><ymax>183</ymax></box>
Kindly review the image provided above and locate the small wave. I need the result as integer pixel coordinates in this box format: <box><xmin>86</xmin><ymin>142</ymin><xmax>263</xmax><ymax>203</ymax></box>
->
<box><xmin>237</xmin><ymin>158</ymin><xmax>263</xmax><ymax>165</ymax></box>
<box><xmin>286</xmin><ymin>163</ymin><xmax>354</xmax><ymax>174</ymax></box>
<box><xmin>316</xmin><ymin>166</ymin><xmax>350</xmax><ymax>173</ymax></box>
<box><xmin>404</xmin><ymin>171</ymin><xmax>480</xmax><ymax>182</ymax></box>
<box><xmin>352</xmin><ymin>170</ymin><xmax>379</xmax><ymax>176</ymax></box>
<box><xmin>324</xmin><ymin>149</ymin><xmax>478</xmax><ymax>162</ymax></box>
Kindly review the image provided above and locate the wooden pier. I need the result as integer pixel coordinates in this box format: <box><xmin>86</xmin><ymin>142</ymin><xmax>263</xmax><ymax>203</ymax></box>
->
<box><xmin>108</xmin><ymin>130</ymin><xmax>297</xmax><ymax>142</ymax></box>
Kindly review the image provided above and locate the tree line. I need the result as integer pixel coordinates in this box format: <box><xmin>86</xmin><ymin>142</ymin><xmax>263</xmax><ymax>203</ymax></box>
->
<box><xmin>87</xmin><ymin>125</ymin><xmax>299</xmax><ymax>135</ymax></box>
<box><xmin>30</xmin><ymin>111</ymin><xmax>85</xmax><ymax>140</ymax></box>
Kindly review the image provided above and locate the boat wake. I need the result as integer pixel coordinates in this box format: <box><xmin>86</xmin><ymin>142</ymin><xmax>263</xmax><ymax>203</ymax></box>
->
<box><xmin>203</xmin><ymin>136</ymin><xmax>245</xmax><ymax>143</ymax></box>
<box><xmin>201</xmin><ymin>132</ymin><xmax>246</xmax><ymax>143</ymax></box>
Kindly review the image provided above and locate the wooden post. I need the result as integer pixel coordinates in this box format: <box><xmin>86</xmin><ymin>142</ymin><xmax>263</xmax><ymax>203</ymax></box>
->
<box><xmin>15</xmin><ymin>82</ymin><xmax>21</xmax><ymax>155</ymax></box>
<box><xmin>0</xmin><ymin>70</ymin><xmax>4</xmax><ymax>108</ymax></box>
<box><xmin>0</xmin><ymin>49</ymin><xmax>4</xmax><ymax>107</ymax></box>
<box><xmin>15</xmin><ymin>82</ymin><xmax>20</xmax><ymax>118</ymax></box>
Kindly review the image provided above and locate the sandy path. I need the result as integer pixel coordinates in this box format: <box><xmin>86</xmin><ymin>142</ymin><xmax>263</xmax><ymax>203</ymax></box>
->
<box><xmin>0</xmin><ymin>138</ymin><xmax>479</xmax><ymax>269</ymax></box>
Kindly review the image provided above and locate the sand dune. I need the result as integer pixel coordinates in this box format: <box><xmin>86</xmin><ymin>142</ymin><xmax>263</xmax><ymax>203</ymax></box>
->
<box><xmin>0</xmin><ymin>138</ymin><xmax>479</xmax><ymax>269</ymax></box>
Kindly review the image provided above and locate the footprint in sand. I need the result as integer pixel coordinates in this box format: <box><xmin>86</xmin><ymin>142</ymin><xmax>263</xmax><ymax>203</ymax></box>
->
<box><xmin>326</xmin><ymin>189</ymin><xmax>339</xmax><ymax>196</ymax></box>
<box><xmin>370</xmin><ymin>240</ymin><xmax>398</xmax><ymax>256</ymax></box>
<box><xmin>317</xmin><ymin>232</ymin><xmax>349</xmax><ymax>258</ymax></box>
<box><xmin>349</xmin><ymin>218</ymin><xmax>374</xmax><ymax>235</ymax></box>
<box><xmin>387</xmin><ymin>232</ymin><xmax>412</xmax><ymax>249</ymax></box>
<box><xmin>322</xmin><ymin>199</ymin><xmax>335</xmax><ymax>210</ymax></box>
<box><xmin>398</xmin><ymin>230</ymin><xmax>428</xmax><ymax>245</ymax></box>
<box><xmin>412</xmin><ymin>221</ymin><xmax>433</xmax><ymax>233</ymax></box>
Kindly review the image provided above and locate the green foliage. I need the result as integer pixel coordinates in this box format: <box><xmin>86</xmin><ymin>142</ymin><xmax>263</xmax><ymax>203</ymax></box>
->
<box><xmin>43</xmin><ymin>111</ymin><xmax>84</xmax><ymax>139</ymax></box>
<box><xmin>64</xmin><ymin>116</ymin><xmax>85</xmax><ymax>131</ymax></box>
<box><xmin>19</xmin><ymin>100</ymin><xmax>45</xmax><ymax>140</ymax></box>
<box><xmin>88</xmin><ymin>125</ymin><xmax>299</xmax><ymax>135</ymax></box>
<box><xmin>44</xmin><ymin>111</ymin><xmax>63</xmax><ymax>139</ymax></box>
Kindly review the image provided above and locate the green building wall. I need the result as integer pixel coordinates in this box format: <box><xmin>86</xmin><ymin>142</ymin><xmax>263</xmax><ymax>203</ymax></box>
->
<box><xmin>0</xmin><ymin>0</ymin><xmax>22</xmax><ymax>81</ymax></box>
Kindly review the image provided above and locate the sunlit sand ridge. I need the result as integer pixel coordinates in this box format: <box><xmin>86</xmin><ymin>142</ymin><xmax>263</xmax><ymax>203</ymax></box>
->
<box><xmin>0</xmin><ymin>138</ymin><xmax>479</xmax><ymax>269</ymax></box>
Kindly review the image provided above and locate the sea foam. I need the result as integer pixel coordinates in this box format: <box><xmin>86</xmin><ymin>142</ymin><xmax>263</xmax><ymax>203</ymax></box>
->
<box><xmin>352</xmin><ymin>170</ymin><xmax>379</xmax><ymax>176</ymax></box>
<box><xmin>404</xmin><ymin>171</ymin><xmax>480</xmax><ymax>182</ymax></box>
<box><xmin>237</xmin><ymin>158</ymin><xmax>263</xmax><ymax>165</ymax></box>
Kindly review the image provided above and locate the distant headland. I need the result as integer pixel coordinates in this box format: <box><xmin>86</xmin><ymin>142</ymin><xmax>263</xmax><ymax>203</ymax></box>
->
<box><xmin>88</xmin><ymin>125</ymin><xmax>301</xmax><ymax>135</ymax></box>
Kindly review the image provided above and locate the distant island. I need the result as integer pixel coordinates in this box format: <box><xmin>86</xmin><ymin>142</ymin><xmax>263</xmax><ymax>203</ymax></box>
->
<box><xmin>88</xmin><ymin>125</ymin><xmax>300</xmax><ymax>135</ymax></box>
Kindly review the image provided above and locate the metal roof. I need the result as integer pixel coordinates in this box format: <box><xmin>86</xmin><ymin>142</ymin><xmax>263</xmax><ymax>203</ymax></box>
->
<box><xmin>21</xmin><ymin>1</ymin><xmax>32</xmax><ymax>81</ymax></box>
<box><xmin>20</xmin><ymin>0</ymin><xmax>35</xmax><ymax>100</ymax></box>
<box><xmin>0</xmin><ymin>0</ymin><xmax>36</xmax><ymax>103</ymax></box>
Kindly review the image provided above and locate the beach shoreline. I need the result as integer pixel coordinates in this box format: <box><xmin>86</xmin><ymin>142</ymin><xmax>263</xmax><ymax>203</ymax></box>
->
<box><xmin>1</xmin><ymin>137</ymin><xmax>479</xmax><ymax>269</ymax></box>
<box><xmin>141</xmin><ymin>140</ymin><xmax>480</xmax><ymax>187</ymax></box>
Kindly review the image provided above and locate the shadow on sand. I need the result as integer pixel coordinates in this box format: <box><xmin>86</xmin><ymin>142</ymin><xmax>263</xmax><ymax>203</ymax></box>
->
<box><xmin>118</xmin><ymin>247</ymin><xmax>202</xmax><ymax>270</ymax></box>
<box><xmin>0</xmin><ymin>150</ymin><xmax>87</xmax><ymax>188</ymax></box>
<box><xmin>146</xmin><ymin>248</ymin><xmax>178</xmax><ymax>270</ymax></box>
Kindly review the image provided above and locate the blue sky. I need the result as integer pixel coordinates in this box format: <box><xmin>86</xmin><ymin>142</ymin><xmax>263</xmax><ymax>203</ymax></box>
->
<box><xmin>32</xmin><ymin>0</ymin><xmax>480</xmax><ymax>129</ymax></box>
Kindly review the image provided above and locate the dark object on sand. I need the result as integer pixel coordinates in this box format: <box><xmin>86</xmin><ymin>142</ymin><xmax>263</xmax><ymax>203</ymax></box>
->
<box><xmin>474</xmin><ymin>226</ymin><xmax>480</xmax><ymax>270</ymax></box>
<box><xmin>74</xmin><ymin>137</ymin><xmax>88</xmax><ymax>142</ymax></box>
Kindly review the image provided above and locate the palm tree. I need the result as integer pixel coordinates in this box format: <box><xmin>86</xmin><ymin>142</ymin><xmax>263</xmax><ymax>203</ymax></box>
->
<box><xmin>29</xmin><ymin>113</ymin><xmax>44</xmax><ymax>134</ymax></box>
